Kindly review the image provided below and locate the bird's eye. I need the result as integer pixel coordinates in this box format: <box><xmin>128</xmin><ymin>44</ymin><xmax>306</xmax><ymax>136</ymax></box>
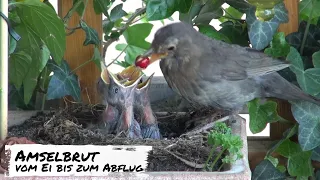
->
<box><xmin>114</xmin><ymin>88</ymin><xmax>118</xmax><ymax>93</ymax></box>
<box><xmin>167</xmin><ymin>46</ymin><xmax>175</xmax><ymax>51</ymax></box>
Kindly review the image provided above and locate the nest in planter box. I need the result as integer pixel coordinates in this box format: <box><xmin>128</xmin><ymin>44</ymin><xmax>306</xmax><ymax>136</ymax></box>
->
<box><xmin>8</xmin><ymin>66</ymin><xmax>230</xmax><ymax>172</ymax></box>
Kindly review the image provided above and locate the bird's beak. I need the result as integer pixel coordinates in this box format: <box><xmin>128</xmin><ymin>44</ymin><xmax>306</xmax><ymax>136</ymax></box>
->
<box><xmin>141</xmin><ymin>48</ymin><xmax>168</xmax><ymax>64</ymax></box>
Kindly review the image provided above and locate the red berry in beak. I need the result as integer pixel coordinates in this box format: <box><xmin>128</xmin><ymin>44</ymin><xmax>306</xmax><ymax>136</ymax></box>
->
<box><xmin>135</xmin><ymin>56</ymin><xmax>150</xmax><ymax>69</ymax></box>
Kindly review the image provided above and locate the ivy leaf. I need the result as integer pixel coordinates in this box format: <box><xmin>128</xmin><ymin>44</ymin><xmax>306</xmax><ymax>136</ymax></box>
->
<box><xmin>9</xmin><ymin>51</ymin><xmax>32</xmax><ymax>90</ymax></box>
<box><xmin>219</xmin><ymin>6</ymin><xmax>243</xmax><ymax>23</ymax></box>
<box><xmin>264</xmin><ymin>32</ymin><xmax>291</xmax><ymax>58</ymax></box>
<box><xmin>197</xmin><ymin>25</ymin><xmax>231</xmax><ymax>43</ymax></box>
<box><xmin>288</xmin><ymin>150</ymin><xmax>313</xmax><ymax>177</ymax></box>
<box><xmin>146</xmin><ymin>0</ymin><xmax>192</xmax><ymax>21</ymax></box>
<box><xmin>265</xmin><ymin>156</ymin><xmax>279</xmax><ymax>167</ymax></box>
<box><xmin>92</xmin><ymin>46</ymin><xmax>101</xmax><ymax>71</ymax></box>
<box><xmin>287</xmin><ymin>47</ymin><xmax>320</xmax><ymax>97</ymax></box>
<box><xmin>311</xmin><ymin>146</ymin><xmax>320</xmax><ymax>162</ymax></box>
<box><xmin>123</xmin><ymin>23</ymin><xmax>153</xmax><ymax>49</ymax></box>
<box><xmin>9</xmin><ymin>36</ymin><xmax>17</xmax><ymax>54</ymax></box>
<box><xmin>291</xmin><ymin>101</ymin><xmax>320</xmax><ymax>151</ymax></box>
<box><xmin>299</xmin><ymin>0</ymin><xmax>320</xmax><ymax>20</ymax></box>
<box><xmin>312</xmin><ymin>51</ymin><xmax>320</xmax><ymax>68</ymax></box>
<box><xmin>225</xmin><ymin>0</ymin><xmax>253</xmax><ymax>13</ymax></box>
<box><xmin>110</xmin><ymin>4</ymin><xmax>127</xmax><ymax>22</ymax></box>
<box><xmin>193</xmin><ymin>0</ymin><xmax>224</xmax><ymax>25</ymax></box>
<box><xmin>246</xmin><ymin>2</ymin><xmax>288</xmax><ymax>50</ymax></box>
<box><xmin>47</xmin><ymin>60</ymin><xmax>81</xmax><ymax>101</ymax></box>
<box><xmin>247</xmin><ymin>99</ymin><xmax>282</xmax><ymax>134</ymax></box>
<box><xmin>73</xmin><ymin>0</ymin><xmax>85</xmax><ymax>16</ymax></box>
<box><xmin>93</xmin><ymin>0</ymin><xmax>110</xmax><ymax>15</ymax></box>
<box><xmin>286</xmin><ymin>21</ymin><xmax>320</xmax><ymax>57</ymax></box>
<box><xmin>252</xmin><ymin>159</ymin><xmax>286</xmax><ymax>180</ymax></box>
<box><xmin>116</xmin><ymin>43</ymin><xmax>145</xmax><ymax>65</ymax></box>
<box><xmin>102</xmin><ymin>19</ymin><xmax>114</xmax><ymax>35</ymax></box>
<box><xmin>15</xmin><ymin>0</ymin><xmax>66</xmax><ymax>65</ymax></box>
<box><xmin>219</xmin><ymin>21</ymin><xmax>249</xmax><ymax>46</ymax></box>
<box><xmin>266</xmin><ymin>125</ymin><xmax>298</xmax><ymax>157</ymax></box>
<box><xmin>80</xmin><ymin>20</ymin><xmax>100</xmax><ymax>46</ymax></box>
<box><xmin>179</xmin><ymin>0</ymin><xmax>203</xmax><ymax>24</ymax></box>
<box><xmin>275</xmin><ymin>139</ymin><xmax>302</xmax><ymax>158</ymax></box>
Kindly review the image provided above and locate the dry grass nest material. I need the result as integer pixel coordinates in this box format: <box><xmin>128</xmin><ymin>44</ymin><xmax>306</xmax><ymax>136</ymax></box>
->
<box><xmin>9</xmin><ymin>104</ymin><xmax>229</xmax><ymax>171</ymax></box>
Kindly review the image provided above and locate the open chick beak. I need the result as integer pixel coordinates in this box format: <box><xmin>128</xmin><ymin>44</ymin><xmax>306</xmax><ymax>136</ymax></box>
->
<box><xmin>138</xmin><ymin>48</ymin><xmax>168</xmax><ymax>65</ymax></box>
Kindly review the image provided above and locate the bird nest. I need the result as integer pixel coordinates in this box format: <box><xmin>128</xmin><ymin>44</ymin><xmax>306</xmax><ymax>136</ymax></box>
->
<box><xmin>8</xmin><ymin>103</ymin><xmax>230</xmax><ymax>172</ymax></box>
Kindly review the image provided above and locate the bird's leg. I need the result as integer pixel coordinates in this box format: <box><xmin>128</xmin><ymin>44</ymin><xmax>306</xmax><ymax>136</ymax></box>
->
<box><xmin>134</xmin><ymin>74</ymin><xmax>161</xmax><ymax>139</ymax></box>
<box><xmin>228</xmin><ymin>108</ymin><xmax>243</xmax><ymax>124</ymax></box>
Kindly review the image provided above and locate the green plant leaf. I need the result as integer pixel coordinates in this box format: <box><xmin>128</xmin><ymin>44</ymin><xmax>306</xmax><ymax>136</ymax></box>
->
<box><xmin>47</xmin><ymin>60</ymin><xmax>81</xmax><ymax>101</ymax></box>
<box><xmin>146</xmin><ymin>0</ymin><xmax>192</xmax><ymax>21</ymax></box>
<box><xmin>9</xmin><ymin>51</ymin><xmax>32</xmax><ymax>90</ymax></box>
<box><xmin>312</xmin><ymin>51</ymin><xmax>320</xmax><ymax>68</ymax></box>
<box><xmin>9</xmin><ymin>10</ymin><xmax>21</xmax><ymax>25</ymax></box>
<box><xmin>15</xmin><ymin>0</ymin><xmax>66</xmax><ymax>65</ymax></box>
<box><xmin>252</xmin><ymin>159</ymin><xmax>286</xmax><ymax>180</ymax></box>
<box><xmin>179</xmin><ymin>0</ymin><xmax>203</xmax><ymax>24</ymax></box>
<box><xmin>44</xmin><ymin>0</ymin><xmax>55</xmax><ymax>11</ymax></box>
<box><xmin>291</xmin><ymin>101</ymin><xmax>320</xmax><ymax>151</ymax></box>
<box><xmin>80</xmin><ymin>20</ymin><xmax>100</xmax><ymax>46</ymax></box>
<box><xmin>287</xmin><ymin>47</ymin><xmax>320</xmax><ymax>97</ymax></box>
<box><xmin>311</xmin><ymin>146</ymin><xmax>320</xmax><ymax>162</ymax></box>
<box><xmin>9</xmin><ymin>36</ymin><xmax>17</xmax><ymax>54</ymax></box>
<box><xmin>275</xmin><ymin>139</ymin><xmax>302</xmax><ymax>158</ymax></box>
<box><xmin>286</xmin><ymin>21</ymin><xmax>320</xmax><ymax>57</ymax></box>
<box><xmin>116</xmin><ymin>43</ymin><xmax>146</xmax><ymax>65</ymax></box>
<box><xmin>93</xmin><ymin>0</ymin><xmax>110</xmax><ymax>15</ymax></box>
<box><xmin>102</xmin><ymin>19</ymin><xmax>114</xmax><ymax>35</ymax></box>
<box><xmin>73</xmin><ymin>0</ymin><xmax>85</xmax><ymax>16</ymax></box>
<box><xmin>288</xmin><ymin>150</ymin><xmax>313</xmax><ymax>177</ymax></box>
<box><xmin>92</xmin><ymin>46</ymin><xmax>101</xmax><ymax>71</ymax></box>
<box><xmin>246</xmin><ymin>3</ymin><xmax>288</xmax><ymax>50</ymax></box>
<box><xmin>266</xmin><ymin>125</ymin><xmax>298</xmax><ymax>157</ymax></box>
<box><xmin>219</xmin><ymin>6</ymin><xmax>243</xmax><ymax>23</ymax></box>
<box><xmin>277</xmin><ymin>165</ymin><xmax>286</xmax><ymax>173</ymax></box>
<box><xmin>264</xmin><ymin>32</ymin><xmax>291</xmax><ymax>58</ymax></box>
<box><xmin>265</xmin><ymin>156</ymin><xmax>279</xmax><ymax>167</ymax></box>
<box><xmin>123</xmin><ymin>23</ymin><xmax>153</xmax><ymax>49</ymax></box>
<box><xmin>8</xmin><ymin>84</ymin><xmax>35</xmax><ymax>110</ymax></box>
<box><xmin>110</xmin><ymin>3</ymin><xmax>127</xmax><ymax>22</ymax></box>
<box><xmin>193</xmin><ymin>0</ymin><xmax>224</xmax><ymax>25</ymax></box>
<box><xmin>14</xmin><ymin>23</ymin><xmax>50</xmax><ymax>104</ymax></box>
<box><xmin>300</xmin><ymin>0</ymin><xmax>320</xmax><ymax>20</ymax></box>
<box><xmin>247</xmin><ymin>99</ymin><xmax>281</xmax><ymax>134</ymax></box>
<box><xmin>219</xmin><ymin>21</ymin><xmax>249</xmax><ymax>46</ymax></box>
<box><xmin>225</xmin><ymin>0</ymin><xmax>253</xmax><ymax>13</ymax></box>
<box><xmin>198</xmin><ymin>25</ymin><xmax>231</xmax><ymax>43</ymax></box>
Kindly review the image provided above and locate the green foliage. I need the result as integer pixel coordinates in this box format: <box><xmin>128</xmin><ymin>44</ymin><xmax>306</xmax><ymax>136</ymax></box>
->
<box><xmin>5</xmin><ymin>0</ymin><xmax>320</xmax><ymax>177</ymax></box>
<box><xmin>80</xmin><ymin>20</ymin><xmax>101</xmax><ymax>46</ymax></box>
<box><xmin>205</xmin><ymin>122</ymin><xmax>243</xmax><ymax>171</ymax></box>
<box><xmin>46</xmin><ymin>60</ymin><xmax>81</xmax><ymax>101</ymax></box>
<box><xmin>246</xmin><ymin>2</ymin><xmax>288</xmax><ymax>50</ymax></box>
<box><xmin>264</xmin><ymin>32</ymin><xmax>290</xmax><ymax>58</ymax></box>
<box><xmin>146</xmin><ymin>0</ymin><xmax>192</xmax><ymax>21</ymax></box>
<box><xmin>247</xmin><ymin>99</ymin><xmax>284</xmax><ymax>134</ymax></box>
<box><xmin>252</xmin><ymin>159</ymin><xmax>286</xmax><ymax>180</ymax></box>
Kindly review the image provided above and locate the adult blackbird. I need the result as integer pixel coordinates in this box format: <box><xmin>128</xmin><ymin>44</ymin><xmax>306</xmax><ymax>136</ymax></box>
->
<box><xmin>135</xmin><ymin>22</ymin><xmax>320</xmax><ymax>117</ymax></box>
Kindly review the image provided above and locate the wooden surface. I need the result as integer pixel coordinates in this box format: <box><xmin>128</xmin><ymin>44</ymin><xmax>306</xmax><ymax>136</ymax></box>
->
<box><xmin>58</xmin><ymin>0</ymin><xmax>102</xmax><ymax>105</ymax></box>
<box><xmin>270</xmin><ymin>0</ymin><xmax>299</xmax><ymax>140</ymax></box>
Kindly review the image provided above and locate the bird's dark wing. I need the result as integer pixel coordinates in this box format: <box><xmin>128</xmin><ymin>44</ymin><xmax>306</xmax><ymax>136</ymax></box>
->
<box><xmin>198</xmin><ymin>39</ymin><xmax>290</xmax><ymax>81</ymax></box>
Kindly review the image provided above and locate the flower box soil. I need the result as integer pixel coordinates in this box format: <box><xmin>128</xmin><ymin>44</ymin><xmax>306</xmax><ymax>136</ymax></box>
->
<box><xmin>8</xmin><ymin>103</ymin><xmax>230</xmax><ymax>172</ymax></box>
